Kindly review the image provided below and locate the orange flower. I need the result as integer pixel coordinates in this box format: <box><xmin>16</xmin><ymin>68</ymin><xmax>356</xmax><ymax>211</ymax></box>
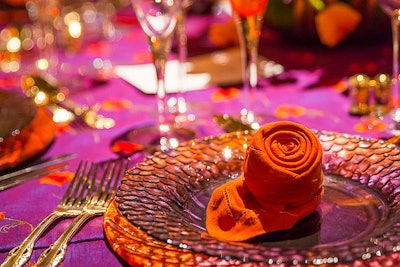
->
<box><xmin>0</xmin><ymin>211</ymin><xmax>5</xmax><ymax>220</ymax></box>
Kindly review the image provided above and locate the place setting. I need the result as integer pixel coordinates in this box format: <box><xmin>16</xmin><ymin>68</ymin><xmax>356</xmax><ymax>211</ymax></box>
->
<box><xmin>105</xmin><ymin>1</ymin><xmax>400</xmax><ymax>267</ymax></box>
<box><xmin>2</xmin><ymin>0</ymin><xmax>400</xmax><ymax>266</ymax></box>
<box><xmin>105</xmin><ymin>122</ymin><xmax>400</xmax><ymax>266</ymax></box>
<box><xmin>0</xmin><ymin>89</ymin><xmax>62</xmax><ymax>182</ymax></box>
<box><xmin>0</xmin><ymin>77</ymin><xmax>114</xmax><ymax>190</ymax></box>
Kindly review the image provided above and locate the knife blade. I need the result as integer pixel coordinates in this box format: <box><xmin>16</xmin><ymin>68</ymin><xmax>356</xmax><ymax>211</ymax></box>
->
<box><xmin>0</xmin><ymin>154</ymin><xmax>76</xmax><ymax>191</ymax></box>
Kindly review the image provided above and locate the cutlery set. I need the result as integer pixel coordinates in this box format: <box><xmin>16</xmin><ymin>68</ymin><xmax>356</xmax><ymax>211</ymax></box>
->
<box><xmin>0</xmin><ymin>158</ymin><xmax>128</xmax><ymax>267</ymax></box>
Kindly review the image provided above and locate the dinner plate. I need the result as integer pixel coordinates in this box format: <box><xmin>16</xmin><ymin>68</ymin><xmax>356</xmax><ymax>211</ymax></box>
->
<box><xmin>105</xmin><ymin>130</ymin><xmax>400</xmax><ymax>266</ymax></box>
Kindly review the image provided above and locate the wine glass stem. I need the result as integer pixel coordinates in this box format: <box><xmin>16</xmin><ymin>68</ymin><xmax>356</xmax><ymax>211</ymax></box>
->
<box><xmin>392</xmin><ymin>15</ymin><xmax>400</xmax><ymax>112</ymax></box>
<box><xmin>176</xmin><ymin>10</ymin><xmax>188</xmax><ymax>114</ymax></box>
<box><xmin>235</xmin><ymin>14</ymin><xmax>264</xmax><ymax>124</ymax></box>
<box><xmin>148</xmin><ymin>34</ymin><xmax>173</xmax><ymax>135</ymax></box>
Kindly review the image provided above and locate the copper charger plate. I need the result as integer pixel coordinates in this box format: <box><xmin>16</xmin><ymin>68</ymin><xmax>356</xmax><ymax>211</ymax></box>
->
<box><xmin>0</xmin><ymin>90</ymin><xmax>37</xmax><ymax>140</ymax></box>
<box><xmin>0</xmin><ymin>90</ymin><xmax>57</xmax><ymax>171</ymax></box>
<box><xmin>104</xmin><ymin>130</ymin><xmax>400</xmax><ymax>266</ymax></box>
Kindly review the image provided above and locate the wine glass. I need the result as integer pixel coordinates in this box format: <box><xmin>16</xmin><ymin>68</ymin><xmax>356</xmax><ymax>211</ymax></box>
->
<box><xmin>131</xmin><ymin>0</ymin><xmax>195</xmax><ymax>151</ymax></box>
<box><xmin>229</xmin><ymin>0</ymin><xmax>269</xmax><ymax>129</ymax></box>
<box><xmin>377</xmin><ymin>0</ymin><xmax>400</xmax><ymax>134</ymax></box>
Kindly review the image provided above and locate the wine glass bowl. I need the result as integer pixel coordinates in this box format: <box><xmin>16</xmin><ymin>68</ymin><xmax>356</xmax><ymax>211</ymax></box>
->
<box><xmin>133</xmin><ymin>1</ymin><xmax>178</xmax><ymax>38</ymax></box>
<box><xmin>229</xmin><ymin>0</ymin><xmax>269</xmax><ymax>129</ymax></box>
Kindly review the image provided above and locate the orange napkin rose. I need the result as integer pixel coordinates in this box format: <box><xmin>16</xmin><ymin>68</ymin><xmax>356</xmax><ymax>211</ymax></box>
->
<box><xmin>206</xmin><ymin>121</ymin><xmax>324</xmax><ymax>241</ymax></box>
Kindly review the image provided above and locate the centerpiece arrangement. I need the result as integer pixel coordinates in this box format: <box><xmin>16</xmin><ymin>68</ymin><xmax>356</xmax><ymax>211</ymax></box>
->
<box><xmin>265</xmin><ymin>0</ymin><xmax>390</xmax><ymax>47</ymax></box>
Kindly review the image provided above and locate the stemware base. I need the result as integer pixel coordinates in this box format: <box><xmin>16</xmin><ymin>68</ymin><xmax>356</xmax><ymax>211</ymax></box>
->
<box><xmin>110</xmin><ymin>124</ymin><xmax>196</xmax><ymax>157</ymax></box>
<box><xmin>379</xmin><ymin>108</ymin><xmax>400</xmax><ymax>136</ymax></box>
<box><xmin>240</xmin><ymin>108</ymin><xmax>261</xmax><ymax>130</ymax></box>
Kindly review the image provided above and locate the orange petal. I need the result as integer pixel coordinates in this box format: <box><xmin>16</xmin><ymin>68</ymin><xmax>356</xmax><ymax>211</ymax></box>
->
<box><xmin>111</xmin><ymin>140</ymin><xmax>144</xmax><ymax>156</ymax></box>
<box><xmin>39</xmin><ymin>171</ymin><xmax>74</xmax><ymax>187</ymax></box>
<box><xmin>315</xmin><ymin>3</ymin><xmax>362</xmax><ymax>47</ymax></box>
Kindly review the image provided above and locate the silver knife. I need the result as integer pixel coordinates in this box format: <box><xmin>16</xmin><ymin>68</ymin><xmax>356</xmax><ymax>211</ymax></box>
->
<box><xmin>0</xmin><ymin>154</ymin><xmax>76</xmax><ymax>191</ymax></box>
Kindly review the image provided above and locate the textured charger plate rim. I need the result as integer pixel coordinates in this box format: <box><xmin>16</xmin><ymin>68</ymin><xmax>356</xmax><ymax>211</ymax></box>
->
<box><xmin>108</xmin><ymin>130</ymin><xmax>400</xmax><ymax>266</ymax></box>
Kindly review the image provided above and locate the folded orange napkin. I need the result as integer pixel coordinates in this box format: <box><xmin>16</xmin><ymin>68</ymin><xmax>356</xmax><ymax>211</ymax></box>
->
<box><xmin>206</xmin><ymin>121</ymin><xmax>324</xmax><ymax>241</ymax></box>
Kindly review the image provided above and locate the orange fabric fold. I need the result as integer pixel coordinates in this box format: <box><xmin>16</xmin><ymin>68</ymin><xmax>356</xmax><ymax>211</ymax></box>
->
<box><xmin>206</xmin><ymin>121</ymin><xmax>324</xmax><ymax>241</ymax></box>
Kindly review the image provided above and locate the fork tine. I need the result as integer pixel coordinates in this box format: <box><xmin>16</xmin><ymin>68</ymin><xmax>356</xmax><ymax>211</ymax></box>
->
<box><xmin>74</xmin><ymin>162</ymin><xmax>93</xmax><ymax>207</ymax></box>
<box><xmin>62</xmin><ymin>161</ymin><xmax>88</xmax><ymax>207</ymax></box>
<box><xmin>90</xmin><ymin>161</ymin><xmax>110</xmax><ymax>205</ymax></box>
<box><xmin>0</xmin><ymin>161</ymin><xmax>94</xmax><ymax>267</ymax></box>
<box><xmin>94</xmin><ymin>159</ymin><xmax>119</xmax><ymax>205</ymax></box>
<box><xmin>104</xmin><ymin>159</ymin><xmax>127</xmax><ymax>202</ymax></box>
<box><xmin>107</xmin><ymin>159</ymin><xmax>128</xmax><ymax>202</ymax></box>
<box><xmin>59</xmin><ymin>161</ymin><xmax>84</xmax><ymax>205</ymax></box>
<box><xmin>99</xmin><ymin>162</ymin><xmax>113</xmax><ymax>204</ymax></box>
<box><xmin>103</xmin><ymin>160</ymin><xmax>120</xmax><ymax>201</ymax></box>
<box><xmin>34</xmin><ymin>159</ymin><xmax>129</xmax><ymax>267</ymax></box>
<box><xmin>63</xmin><ymin>161</ymin><xmax>93</xmax><ymax>208</ymax></box>
<box><xmin>77</xmin><ymin>162</ymin><xmax>97</xmax><ymax>206</ymax></box>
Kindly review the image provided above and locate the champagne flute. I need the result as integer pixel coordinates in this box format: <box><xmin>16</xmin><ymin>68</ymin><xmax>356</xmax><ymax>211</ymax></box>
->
<box><xmin>230</xmin><ymin>0</ymin><xmax>269</xmax><ymax>129</ymax></box>
<box><xmin>131</xmin><ymin>0</ymin><xmax>194</xmax><ymax>151</ymax></box>
<box><xmin>377</xmin><ymin>0</ymin><xmax>400</xmax><ymax>134</ymax></box>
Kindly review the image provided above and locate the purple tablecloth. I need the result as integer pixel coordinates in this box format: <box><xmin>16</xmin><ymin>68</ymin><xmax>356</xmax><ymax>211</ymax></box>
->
<box><xmin>0</xmin><ymin>11</ymin><xmax>398</xmax><ymax>267</ymax></box>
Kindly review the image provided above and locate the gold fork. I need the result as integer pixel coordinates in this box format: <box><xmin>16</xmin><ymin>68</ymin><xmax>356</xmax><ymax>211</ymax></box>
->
<box><xmin>0</xmin><ymin>161</ymin><xmax>95</xmax><ymax>267</ymax></box>
<box><xmin>34</xmin><ymin>158</ymin><xmax>128</xmax><ymax>267</ymax></box>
